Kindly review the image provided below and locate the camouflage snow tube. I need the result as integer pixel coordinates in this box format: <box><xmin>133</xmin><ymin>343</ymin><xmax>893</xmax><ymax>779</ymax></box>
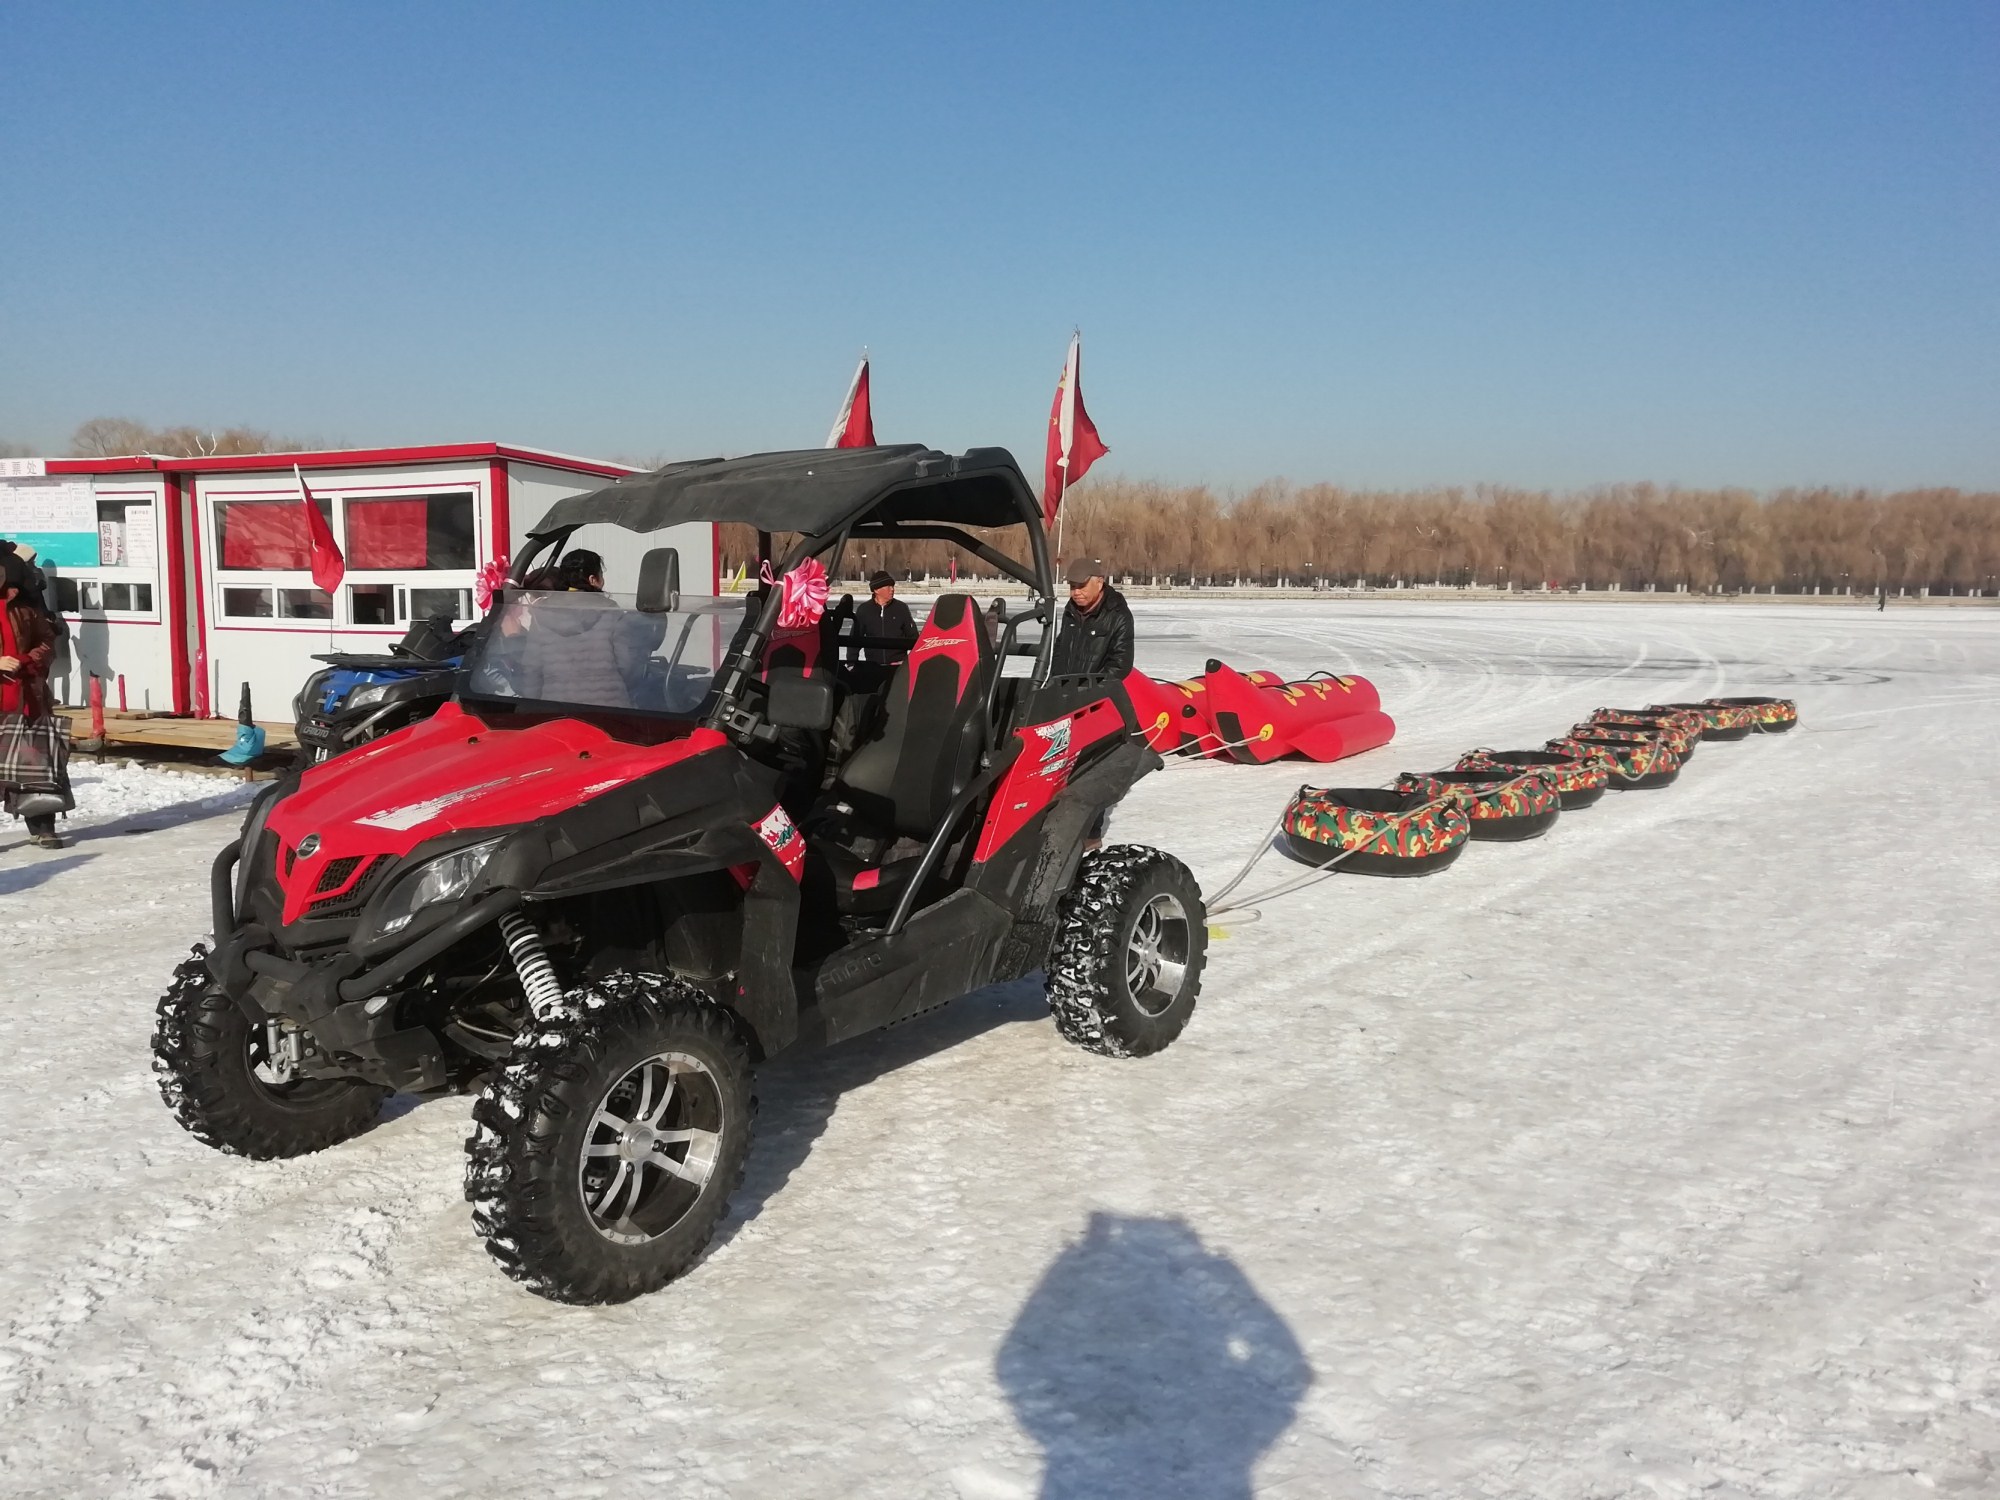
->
<box><xmin>1650</xmin><ymin>700</ymin><xmax>1755</xmax><ymax>742</ymax></box>
<box><xmin>1280</xmin><ymin>785</ymin><xmax>1472</xmax><ymax>876</ymax></box>
<box><xmin>1704</xmin><ymin>696</ymin><xmax>1798</xmax><ymax>733</ymax></box>
<box><xmin>1393</xmin><ymin>769</ymin><xmax>1562</xmax><ymax>843</ymax></box>
<box><xmin>1455</xmin><ymin>748</ymin><xmax>1607</xmax><ymax>811</ymax></box>
<box><xmin>1588</xmin><ymin>707</ymin><xmax>1702</xmax><ymax>759</ymax></box>
<box><xmin>1556</xmin><ymin>727</ymin><xmax>1683</xmax><ymax>789</ymax></box>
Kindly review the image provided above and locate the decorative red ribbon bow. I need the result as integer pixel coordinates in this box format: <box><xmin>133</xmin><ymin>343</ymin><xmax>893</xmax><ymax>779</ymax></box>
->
<box><xmin>475</xmin><ymin>557</ymin><xmax>511</xmax><ymax>612</ymax></box>
<box><xmin>761</xmin><ymin>557</ymin><xmax>828</xmax><ymax>628</ymax></box>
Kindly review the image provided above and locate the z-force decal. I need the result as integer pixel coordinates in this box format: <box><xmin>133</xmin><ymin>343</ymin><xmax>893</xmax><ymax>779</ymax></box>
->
<box><xmin>1029</xmin><ymin>718</ymin><xmax>1077</xmax><ymax>781</ymax></box>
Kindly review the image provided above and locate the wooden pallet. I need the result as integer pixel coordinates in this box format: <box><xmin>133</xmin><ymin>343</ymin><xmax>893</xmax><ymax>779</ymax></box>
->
<box><xmin>51</xmin><ymin>708</ymin><xmax>292</xmax><ymax>780</ymax></box>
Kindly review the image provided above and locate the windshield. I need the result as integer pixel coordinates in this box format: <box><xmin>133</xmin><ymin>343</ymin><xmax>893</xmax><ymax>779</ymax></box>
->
<box><xmin>460</xmin><ymin>590</ymin><xmax>739</xmax><ymax>718</ymax></box>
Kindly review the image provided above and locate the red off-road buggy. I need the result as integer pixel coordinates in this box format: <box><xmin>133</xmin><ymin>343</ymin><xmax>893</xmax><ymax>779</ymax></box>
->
<box><xmin>153</xmin><ymin>447</ymin><xmax>1206</xmax><ymax>1303</ymax></box>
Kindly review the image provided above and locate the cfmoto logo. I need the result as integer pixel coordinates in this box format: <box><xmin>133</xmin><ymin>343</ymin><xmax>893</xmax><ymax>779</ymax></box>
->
<box><xmin>297</xmin><ymin>834</ymin><xmax>321</xmax><ymax>857</ymax></box>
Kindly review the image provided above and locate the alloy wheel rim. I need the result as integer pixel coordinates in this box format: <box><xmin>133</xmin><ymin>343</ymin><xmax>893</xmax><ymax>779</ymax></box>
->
<box><xmin>579</xmin><ymin>1050</ymin><xmax>726</xmax><ymax>1246</ymax></box>
<box><xmin>1125</xmin><ymin>892</ymin><xmax>1191</xmax><ymax>1016</ymax></box>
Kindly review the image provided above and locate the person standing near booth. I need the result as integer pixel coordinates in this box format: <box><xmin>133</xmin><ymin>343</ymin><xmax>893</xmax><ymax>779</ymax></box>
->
<box><xmin>0</xmin><ymin>550</ymin><xmax>70</xmax><ymax>849</ymax></box>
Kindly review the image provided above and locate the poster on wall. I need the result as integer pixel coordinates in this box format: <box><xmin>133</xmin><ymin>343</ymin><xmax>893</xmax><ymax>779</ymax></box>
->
<box><xmin>124</xmin><ymin>501</ymin><xmax>158</xmax><ymax>568</ymax></box>
<box><xmin>0</xmin><ymin>479</ymin><xmax>98</xmax><ymax>566</ymax></box>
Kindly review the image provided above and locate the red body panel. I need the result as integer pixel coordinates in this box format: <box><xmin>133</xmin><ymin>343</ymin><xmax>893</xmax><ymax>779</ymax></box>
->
<box><xmin>264</xmin><ymin>703</ymin><xmax>726</xmax><ymax>924</ymax></box>
<box><xmin>974</xmin><ymin>698</ymin><xmax>1129</xmax><ymax>863</ymax></box>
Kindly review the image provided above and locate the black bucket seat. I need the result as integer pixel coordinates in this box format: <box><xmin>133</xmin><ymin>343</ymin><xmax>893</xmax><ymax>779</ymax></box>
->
<box><xmin>806</xmin><ymin>594</ymin><xmax>994</xmax><ymax>915</ymax></box>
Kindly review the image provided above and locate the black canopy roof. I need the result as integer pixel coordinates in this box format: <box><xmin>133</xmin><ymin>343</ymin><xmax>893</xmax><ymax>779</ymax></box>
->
<box><xmin>531</xmin><ymin>445</ymin><xmax>1039</xmax><ymax>538</ymax></box>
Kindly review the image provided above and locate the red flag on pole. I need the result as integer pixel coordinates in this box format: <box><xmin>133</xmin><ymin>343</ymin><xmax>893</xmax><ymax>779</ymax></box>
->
<box><xmin>1042</xmin><ymin>332</ymin><xmax>1107</xmax><ymax>527</ymax></box>
<box><xmin>295</xmin><ymin>464</ymin><xmax>345</xmax><ymax>594</ymax></box>
<box><xmin>825</xmin><ymin>355</ymin><xmax>876</xmax><ymax>448</ymax></box>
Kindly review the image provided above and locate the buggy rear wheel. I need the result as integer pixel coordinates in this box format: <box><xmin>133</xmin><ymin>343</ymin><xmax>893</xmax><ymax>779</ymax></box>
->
<box><xmin>151</xmin><ymin>945</ymin><xmax>386</xmax><ymax>1159</ymax></box>
<box><xmin>1045</xmin><ymin>846</ymin><xmax>1206</xmax><ymax>1058</ymax></box>
<box><xmin>464</xmin><ymin>972</ymin><xmax>753</xmax><ymax>1304</ymax></box>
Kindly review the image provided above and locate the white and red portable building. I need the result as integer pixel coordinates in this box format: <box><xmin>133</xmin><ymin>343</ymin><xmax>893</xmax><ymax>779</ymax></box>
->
<box><xmin>0</xmin><ymin>444</ymin><xmax>715</xmax><ymax>721</ymax></box>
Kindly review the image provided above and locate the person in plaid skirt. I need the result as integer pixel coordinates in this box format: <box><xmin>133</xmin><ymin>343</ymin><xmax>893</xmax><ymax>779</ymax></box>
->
<box><xmin>1</xmin><ymin>550</ymin><xmax>69</xmax><ymax>848</ymax></box>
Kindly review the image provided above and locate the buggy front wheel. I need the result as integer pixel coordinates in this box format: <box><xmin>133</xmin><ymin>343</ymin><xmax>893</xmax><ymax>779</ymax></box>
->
<box><xmin>464</xmin><ymin>972</ymin><xmax>753</xmax><ymax>1304</ymax></box>
<box><xmin>151</xmin><ymin>945</ymin><xmax>386</xmax><ymax>1159</ymax></box>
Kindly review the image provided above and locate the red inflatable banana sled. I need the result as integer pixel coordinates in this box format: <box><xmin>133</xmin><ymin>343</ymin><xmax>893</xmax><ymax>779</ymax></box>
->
<box><xmin>1122</xmin><ymin>670</ymin><xmax>1229</xmax><ymax>757</ymax></box>
<box><xmin>1202</xmin><ymin>661</ymin><xmax>1392</xmax><ymax>763</ymax></box>
<box><xmin>1122</xmin><ymin>663</ymin><xmax>1392</xmax><ymax>764</ymax></box>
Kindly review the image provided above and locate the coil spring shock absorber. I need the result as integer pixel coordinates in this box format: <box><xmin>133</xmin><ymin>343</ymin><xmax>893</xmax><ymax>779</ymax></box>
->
<box><xmin>498</xmin><ymin>911</ymin><xmax>564</xmax><ymax>1017</ymax></box>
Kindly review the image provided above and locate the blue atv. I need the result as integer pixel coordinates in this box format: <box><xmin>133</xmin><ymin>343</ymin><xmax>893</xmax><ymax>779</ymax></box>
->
<box><xmin>292</xmin><ymin>615</ymin><xmax>468</xmax><ymax>767</ymax></box>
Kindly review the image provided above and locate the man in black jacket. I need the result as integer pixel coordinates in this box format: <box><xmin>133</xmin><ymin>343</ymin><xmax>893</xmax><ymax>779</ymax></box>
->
<box><xmin>1052</xmin><ymin>557</ymin><xmax>1134</xmax><ymax>679</ymax></box>
<box><xmin>854</xmin><ymin>570</ymin><xmax>916</xmax><ymax>666</ymax></box>
<box><xmin>1052</xmin><ymin>557</ymin><xmax>1136</xmax><ymax>850</ymax></box>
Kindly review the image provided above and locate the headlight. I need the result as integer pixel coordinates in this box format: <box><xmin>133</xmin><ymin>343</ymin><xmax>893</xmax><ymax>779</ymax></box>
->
<box><xmin>377</xmin><ymin>838</ymin><xmax>504</xmax><ymax>935</ymax></box>
<box><xmin>343</xmin><ymin>682</ymin><xmax>392</xmax><ymax>711</ymax></box>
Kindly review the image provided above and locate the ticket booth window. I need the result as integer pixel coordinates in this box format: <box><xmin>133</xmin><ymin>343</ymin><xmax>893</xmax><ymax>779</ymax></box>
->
<box><xmin>341</xmin><ymin>491</ymin><xmax>477</xmax><ymax>628</ymax></box>
<box><xmin>57</xmin><ymin>577</ymin><xmax>155</xmax><ymax>613</ymax></box>
<box><xmin>43</xmin><ymin>493</ymin><xmax>163</xmax><ymax>620</ymax></box>
<box><xmin>216</xmin><ymin>497</ymin><xmax>326</xmax><ymax>570</ymax></box>
<box><xmin>345</xmin><ymin>493</ymin><xmax>474</xmax><ymax>570</ymax></box>
<box><xmin>212</xmin><ymin>490</ymin><xmax>477</xmax><ymax>628</ymax></box>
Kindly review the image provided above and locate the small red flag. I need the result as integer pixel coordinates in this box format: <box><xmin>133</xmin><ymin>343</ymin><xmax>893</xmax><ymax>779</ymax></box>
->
<box><xmin>1042</xmin><ymin>333</ymin><xmax>1107</xmax><ymax>527</ymax></box>
<box><xmin>295</xmin><ymin>464</ymin><xmax>345</xmax><ymax>594</ymax></box>
<box><xmin>826</xmin><ymin>356</ymin><xmax>876</xmax><ymax>448</ymax></box>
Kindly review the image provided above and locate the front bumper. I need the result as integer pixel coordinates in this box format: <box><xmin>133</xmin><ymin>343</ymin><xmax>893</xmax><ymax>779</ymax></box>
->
<box><xmin>209</xmin><ymin>838</ymin><xmax>519</xmax><ymax>1091</ymax></box>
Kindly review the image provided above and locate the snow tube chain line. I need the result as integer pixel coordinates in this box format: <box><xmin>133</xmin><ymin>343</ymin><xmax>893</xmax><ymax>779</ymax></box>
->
<box><xmin>1393</xmin><ymin>770</ymin><xmax>1561</xmax><ymax>829</ymax></box>
<box><xmin>1220</xmin><ymin>695</ymin><xmax>1800</xmax><ymax>920</ymax></box>
<box><xmin>1554</xmin><ymin>729</ymin><xmax>1685</xmax><ymax>787</ymax></box>
<box><xmin>1705</xmin><ymin>696</ymin><xmax>1799</xmax><ymax>732</ymax></box>
<box><xmin>1209</xmin><ymin>766</ymin><xmax>1552</xmax><ymax>918</ymax></box>
<box><xmin>1455</xmin><ymin>749</ymin><xmax>1609</xmax><ymax>810</ymax></box>
<box><xmin>1280</xmin><ymin>786</ymin><xmax>1472</xmax><ymax>874</ymax></box>
<box><xmin>1587</xmin><ymin>707</ymin><xmax>1703</xmax><ymax>758</ymax></box>
<box><xmin>1649</xmin><ymin>701</ymin><xmax>1755</xmax><ymax>741</ymax></box>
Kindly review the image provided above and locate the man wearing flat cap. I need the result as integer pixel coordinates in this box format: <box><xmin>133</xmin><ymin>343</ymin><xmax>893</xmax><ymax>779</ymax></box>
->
<box><xmin>855</xmin><ymin>569</ymin><xmax>916</xmax><ymax>667</ymax></box>
<box><xmin>1051</xmin><ymin>557</ymin><xmax>1133</xmax><ymax>680</ymax></box>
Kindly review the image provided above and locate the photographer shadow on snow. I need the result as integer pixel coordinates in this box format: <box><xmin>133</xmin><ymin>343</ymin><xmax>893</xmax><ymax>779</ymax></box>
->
<box><xmin>716</xmin><ymin>975</ymin><xmax>1050</xmax><ymax>1243</ymax></box>
<box><xmin>996</xmin><ymin>1213</ymin><xmax>1313</xmax><ymax>1500</ymax></box>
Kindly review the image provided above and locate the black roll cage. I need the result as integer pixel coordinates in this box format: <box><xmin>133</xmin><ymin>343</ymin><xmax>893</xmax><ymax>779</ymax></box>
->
<box><xmin>505</xmin><ymin>466</ymin><xmax>1060</xmax><ymax>740</ymax></box>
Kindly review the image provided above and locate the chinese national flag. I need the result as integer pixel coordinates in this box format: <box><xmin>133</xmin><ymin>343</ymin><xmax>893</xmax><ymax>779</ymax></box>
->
<box><xmin>295</xmin><ymin>464</ymin><xmax>345</xmax><ymax>594</ymax></box>
<box><xmin>1042</xmin><ymin>333</ymin><xmax>1107</xmax><ymax>526</ymax></box>
<box><xmin>825</xmin><ymin>356</ymin><xmax>876</xmax><ymax>448</ymax></box>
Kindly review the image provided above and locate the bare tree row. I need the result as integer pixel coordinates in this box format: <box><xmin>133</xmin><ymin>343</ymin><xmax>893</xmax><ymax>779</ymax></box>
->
<box><xmin>29</xmin><ymin>419</ymin><xmax>1997</xmax><ymax>595</ymax></box>
<box><xmin>65</xmin><ymin>417</ymin><xmax>321</xmax><ymax>459</ymax></box>
<box><xmin>727</xmin><ymin>478</ymin><xmax>2000</xmax><ymax>595</ymax></box>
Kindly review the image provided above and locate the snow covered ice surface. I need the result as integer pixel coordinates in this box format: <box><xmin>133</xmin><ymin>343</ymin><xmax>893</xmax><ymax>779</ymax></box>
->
<box><xmin>2</xmin><ymin>601</ymin><xmax>1997</xmax><ymax>1500</ymax></box>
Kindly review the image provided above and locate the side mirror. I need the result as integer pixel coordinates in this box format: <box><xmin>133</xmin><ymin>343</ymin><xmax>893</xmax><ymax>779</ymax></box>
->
<box><xmin>766</xmin><ymin>669</ymin><xmax>835</xmax><ymax>731</ymax></box>
<box><xmin>637</xmin><ymin>548</ymin><xmax>681</xmax><ymax>613</ymax></box>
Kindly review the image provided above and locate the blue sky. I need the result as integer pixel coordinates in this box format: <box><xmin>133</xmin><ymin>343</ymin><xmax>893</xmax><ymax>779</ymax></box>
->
<box><xmin>3</xmin><ymin>2</ymin><xmax>1995</xmax><ymax>488</ymax></box>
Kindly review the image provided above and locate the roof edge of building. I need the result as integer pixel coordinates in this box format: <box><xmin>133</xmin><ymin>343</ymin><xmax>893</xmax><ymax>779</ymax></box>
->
<box><xmin>36</xmin><ymin>442</ymin><xmax>640</xmax><ymax>479</ymax></box>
